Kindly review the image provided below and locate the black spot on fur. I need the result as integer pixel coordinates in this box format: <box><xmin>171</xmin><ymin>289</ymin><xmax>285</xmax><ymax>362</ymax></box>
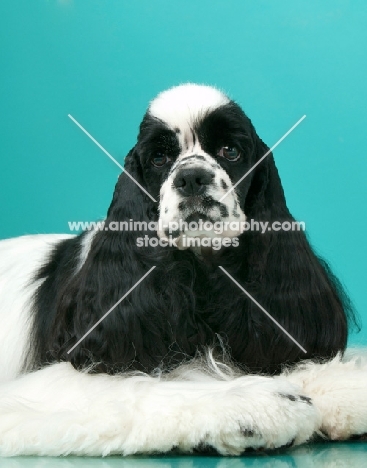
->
<box><xmin>221</xmin><ymin>179</ymin><xmax>228</xmax><ymax>190</ymax></box>
<box><xmin>279</xmin><ymin>393</ymin><xmax>312</xmax><ymax>405</ymax></box>
<box><xmin>279</xmin><ymin>393</ymin><xmax>297</xmax><ymax>402</ymax></box>
<box><xmin>299</xmin><ymin>395</ymin><xmax>313</xmax><ymax>405</ymax></box>
<box><xmin>241</xmin><ymin>428</ymin><xmax>255</xmax><ymax>437</ymax></box>
<box><xmin>219</xmin><ymin>204</ymin><xmax>229</xmax><ymax>218</ymax></box>
<box><xmin>164</xmin><ymin>207</ymin><xmax>168</xmax><ymax>214</ymax></box>
<box><xmin>174</xmin><ymin>127</ymin><xmax>180</xmax><ymax>134</ymax></box>
<box><xmin>193</xmin><ymin>442</ymin><xmax>220</xmax><ymax>455</ymax></box>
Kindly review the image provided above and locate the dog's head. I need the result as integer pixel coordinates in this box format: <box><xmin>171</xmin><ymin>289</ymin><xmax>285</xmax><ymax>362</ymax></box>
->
<box><xmin>122</xmin><ymin>84</ymin><xmax>283</xmax><ymax>251</ymax></box>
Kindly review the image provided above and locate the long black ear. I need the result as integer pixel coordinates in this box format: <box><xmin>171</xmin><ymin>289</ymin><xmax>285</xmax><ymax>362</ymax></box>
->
<box><xmin>39</xmin><ymin>147</ymin><xmax>171</xmax><ymax>373</ymax></box>
<box><xmin>223</xmin><ymin>136</ymin><xmax>359</xmax><ymax>372</ymax></box>
<box><xmin>244</xmin><ymin>136</ymin><xmax>289</xmax><ymax>220</ymax></box>
<box><xmin>106</xmin><ymin>147</ymin><xmax>158</xmax><ymax>224</ymax></box>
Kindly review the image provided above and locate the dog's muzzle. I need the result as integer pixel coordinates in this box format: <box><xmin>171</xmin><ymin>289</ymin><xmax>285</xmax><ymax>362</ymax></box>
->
<box><xmin>157</xmin><ymin>155</ymin><xmax>247</xmax><ymax>250</ymax></box>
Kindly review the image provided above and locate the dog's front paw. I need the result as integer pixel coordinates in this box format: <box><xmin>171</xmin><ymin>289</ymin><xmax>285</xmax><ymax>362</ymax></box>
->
<box><xmin>286</xmin><ymin>355</ymin><xmax>367</xmax><ymax>441</ymax></box>
<box><xmin>186</xmin><ymin>376</ymin><xmax>320</xmax><ymax>455</ymax></box>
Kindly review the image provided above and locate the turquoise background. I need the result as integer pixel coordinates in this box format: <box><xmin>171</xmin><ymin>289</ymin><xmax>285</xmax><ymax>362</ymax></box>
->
<box><xmin>0</xmin><ymin>0</ymin><xmax>366</xmax><ymax>352</ymax></box>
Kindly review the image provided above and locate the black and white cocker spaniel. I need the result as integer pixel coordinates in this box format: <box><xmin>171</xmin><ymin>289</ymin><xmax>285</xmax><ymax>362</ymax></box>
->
<box><xmin>0</xmin><ymin>84</ymin><xmax>366</xmax><ymax>457</ymax></box>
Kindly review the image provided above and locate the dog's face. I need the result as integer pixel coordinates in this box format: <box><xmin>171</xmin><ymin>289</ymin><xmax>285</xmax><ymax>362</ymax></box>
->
<box><xmin>135</xmin><ymin>84</ymin><xmax>259</xmax><ymax>249</ymax></box>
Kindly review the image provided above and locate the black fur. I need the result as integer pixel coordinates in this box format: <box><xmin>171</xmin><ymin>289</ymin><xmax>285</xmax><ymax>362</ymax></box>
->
<box><xmin>30</xmin><ymin>99</ymin><xmax>359</xmax><ymax>375</ymax></box>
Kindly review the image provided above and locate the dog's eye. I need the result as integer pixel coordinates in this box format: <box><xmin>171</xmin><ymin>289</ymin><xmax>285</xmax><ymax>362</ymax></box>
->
<box><xmin>151</xmin><ymin>153</ymin><xmax>171</xmax><ymax>167</ymax></box>
<box><xmin>218</xmin><ymin>146</ymin><xmax>241</xmax><ymax>161</ymax></box>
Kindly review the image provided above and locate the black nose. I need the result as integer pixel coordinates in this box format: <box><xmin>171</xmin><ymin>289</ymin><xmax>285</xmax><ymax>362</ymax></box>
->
<box><xmin>173</xmin><ymin>168</ymin><xmax>214</xmax><ymax>196</ymax></box>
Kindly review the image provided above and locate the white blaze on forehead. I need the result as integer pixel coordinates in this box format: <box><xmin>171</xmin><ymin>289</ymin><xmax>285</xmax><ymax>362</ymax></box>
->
<box><xmin>149</xmin><ymin>83</ymin><xmax>230</xmax><ymax>130</ymax></box>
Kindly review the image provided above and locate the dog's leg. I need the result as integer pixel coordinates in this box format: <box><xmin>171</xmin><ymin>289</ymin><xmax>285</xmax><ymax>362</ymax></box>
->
<box><xmin>0</xmin><ymin>362</ymin><xmax>319</xmax><ymax>456</ymax></box>
<box><xmin>285</xmin><ymin>351</ymin><xmax>367</xmax><ymax>440</ymax></box>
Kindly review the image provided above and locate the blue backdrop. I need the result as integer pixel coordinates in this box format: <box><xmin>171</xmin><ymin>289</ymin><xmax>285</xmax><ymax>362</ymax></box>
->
<box><xmin>1</xmin><ymin>0</ymin><xmax>366</xmax><ymax>344</ymax></box>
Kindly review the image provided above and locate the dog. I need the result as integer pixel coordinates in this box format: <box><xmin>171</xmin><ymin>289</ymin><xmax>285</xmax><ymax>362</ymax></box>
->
<box><xmin>0</xmin><ymin>83</ymin><xmax>366</xmax><ymax>456</ymax></box>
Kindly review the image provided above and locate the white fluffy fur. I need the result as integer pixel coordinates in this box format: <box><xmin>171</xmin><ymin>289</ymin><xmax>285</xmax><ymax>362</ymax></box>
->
<box><xmin>0</xmin><ymin>234</ymin><xmax>73</xmax><ymax>381</ymax></box>
<box><xmin>77</xmin><ymin>230</ymin><xmax>97</xmax><ymax>272</ymax></box>
<box><xmin>286</xmin><ymin>351</ymin><xmax>367</xmax><ymax>440</ymax></box>
<box><xmin>149</xmin><ymin>83</ymin><xmax>229</xmax><ymax>133</ymax></box>
<box><xmin>0</xmin><ymin>359</ymin><xmax>319</xmax><ymax>456</ymax></box>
